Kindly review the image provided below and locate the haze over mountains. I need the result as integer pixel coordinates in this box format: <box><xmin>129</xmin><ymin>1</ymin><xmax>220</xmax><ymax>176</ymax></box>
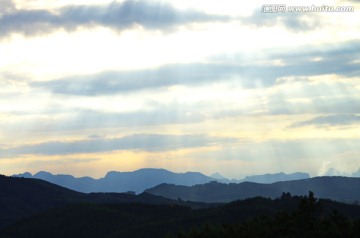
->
<box><xmin>14</xmin><ymin>168</ymin><xmax>311</xmax><ymax>193</ymax></box>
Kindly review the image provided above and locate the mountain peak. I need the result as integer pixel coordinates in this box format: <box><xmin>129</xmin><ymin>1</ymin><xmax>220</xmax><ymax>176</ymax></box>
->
<box><xmin>211</xmin><ymin>172</ymin><xmax>227</xmax><ymax>180</ymax></box>
<box><xmin>34</xmin><ymin>171</ymin><xmax>53</xmax><ymax>177</ymax></box>
<box><xmin>104</xmin><ymin>171</ymin><xmax>121</xmax><ymax>177</ymax></box>
<box><xmin>105</xmin><ymin>168</ymin><xmax>173</xmax><ymax>178</ymax></box>
<box><xmin>12</xmin><ymin>172</ymin><xmax>32</xmax><ymax>178</ymax></box>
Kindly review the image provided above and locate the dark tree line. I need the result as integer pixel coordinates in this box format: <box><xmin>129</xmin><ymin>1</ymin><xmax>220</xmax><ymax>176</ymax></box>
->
<box><xmin>1</xmin><ymin>192</ymin><xmax>360</xmax><ymax>238</ymax></box>
<box><xmin>176</xmin><ymin>192</ymin><xmax>360</xmax><ymax>238</ymax></box>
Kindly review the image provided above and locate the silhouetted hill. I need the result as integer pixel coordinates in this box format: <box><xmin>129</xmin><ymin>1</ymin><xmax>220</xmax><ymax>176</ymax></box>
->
<box><xmin>0</xmin><ymin>175</ymin><xmax>206</xmax><ymax>229</ymax></box>
<box><xmin>1</xmin><ymin>192</ymin><xmax>360</xmax><ymax>238</ymax></box>
<box><xmin>14</xmin><ymin>169</ymin><xmax>311</xmax><ymax>193</ymax></box>
<box><xmin>0</xmin><ymin>174</ymin><xmax>83</xmax><ymax>228</ymax></box>
<box><xmin>145</xmin><ymin>176</ymin><xmax>360</xmax><ymax>203</ymax></box>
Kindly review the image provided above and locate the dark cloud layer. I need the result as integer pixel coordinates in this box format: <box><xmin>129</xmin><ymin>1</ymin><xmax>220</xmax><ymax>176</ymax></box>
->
<box><xmin>291</xmin><ymin>114</ymin><xmax>360</xmax><ymax>128</ymax></box>
<box><xmin>0</xmin><ymin>0</ymin><xmax>229</xmax><ymax>36</ymax></box>
<box><xmin>242</xmin><ymin>10</ymin><xmax>321</xmax><ymax>32</ymax></box>
<box><xmin>0</xmin><ymin>0</ymin><xmax>330</xmax><ymax>38</ymax></box>
<box><xmin>33</xmin><ymin>63</ymin><xmax>275</xmax><ymax>95</ymax></box>
<box><xmin>0</xmin><ymin>105</ymin><xmax>208</xmax><ymax>134</ymax></box>
<box><xmin>65</xmin><ymin>108</ymin><xmax>205</xmax><ymax>130</ymax></box>
<box><xmin>0</xmin><ymin>134</ymin><xmax>239</xmax><ymax>157</ymax></box>
<box><xmin>0</xmin><ymin>0</ymin><xmax>15</xmax><ymax>15</ymax></box>
<box><xmin>33</xmin><ymin>41</ymin><xmax>360</xmax><ymax>96</ymax></box>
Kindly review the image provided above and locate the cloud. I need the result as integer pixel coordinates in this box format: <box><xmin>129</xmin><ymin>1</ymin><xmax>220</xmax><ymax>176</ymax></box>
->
<box><xmin>65</xmin><ymin>158</ymin><xmax>101</xmax><ymax>164</ymax></box>
<box><xmin>291</xmin><ymin>114</ymin><xmax>360</xmax><ymax>128</ymax></box>
<box><xmin>265</xmin><ymin>79</ymin><xmax>360</xmax><ymax>115</ymax></box>
<box><xmin>0</xmin><ymin>0</ymin><xmax>325</xmax><ymax>38</ymax></box>
<box><xmin>0</xmin><ymin>0</ymin><xmax>230</xmax><ymax>37</ymax></box>
<box><xmin>242</xmin><ymin>9</ymin><xmax>321</xmax><ymax>32</ymax></box>
<box><xmin>271</xmin><ymin>41</ymin><xmax>360</xmax><ymax>74</ymax></box>
<box><xmin>0</xmin><ymin>134</ymin><xmax>239</xmax><ymax>157</ymax></box>
<box><xmin>188</xmin><ymin>138</ymin><xmax>360</xmax><ymax>176</ymax></box>
<box><xmin>0</xmin><ymin>0</ymin><xmax>15</xmax><ymax>15</ymax></box>
<box><xmin>60</xmin><ymin>107</ymin><xmax>206</xmax><ymax>130</ymax></box>
<box><xmin>0</xmin><ymin>103</ymin><xmax>209</xmax><ymax>135</ymax></box>
<box><xmin>268</xmin><ymin>96</ymin><xmax>360</xmax><ymax>116</ymax></box>
<box><xmin>33</xmin><ymin>40</ymin><xmax>360</xmax><ymax>96</ymax></box>
<box><xmin>33</xmin><ymin>63</ymin><xmax>276</xmax><ymax>95</ymax></box>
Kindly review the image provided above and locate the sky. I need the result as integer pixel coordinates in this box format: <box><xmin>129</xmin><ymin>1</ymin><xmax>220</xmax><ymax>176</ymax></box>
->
<box><xmin>0</xmin><ymin>0</ymin><xmax>359</xmax><ymax>179</ymax></box>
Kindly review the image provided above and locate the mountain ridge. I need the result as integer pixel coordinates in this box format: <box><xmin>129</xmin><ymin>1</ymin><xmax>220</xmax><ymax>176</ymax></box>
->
<box><xmin>14</xmin><ymin>168</ymin><xmax>310</xmax><ymax>193</ymax></box>
<box><xmin>145</xmin><ymin>176</ymin><xmax>360</xmax><ymax>203</ymax></box>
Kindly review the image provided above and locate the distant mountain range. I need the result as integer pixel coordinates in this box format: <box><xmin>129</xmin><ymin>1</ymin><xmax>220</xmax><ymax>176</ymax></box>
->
<box><xmin>237</xmin><ymin>172</ymin><xmax>309</xmax><ymax>184</ymax></box>
<box><xmin>14</xmin><ymin>168</ymin><xmax>310</xmax><ymax>193</ymax></box>
<box><xmin>145</xmin><ymin>176</ymin><xmax>360</xmax><ymax>203</ymax></box>
<box><xmin>14</xmin><ymin>169</ymin><xmax>213</xmax><ymax>193</ymax></box>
